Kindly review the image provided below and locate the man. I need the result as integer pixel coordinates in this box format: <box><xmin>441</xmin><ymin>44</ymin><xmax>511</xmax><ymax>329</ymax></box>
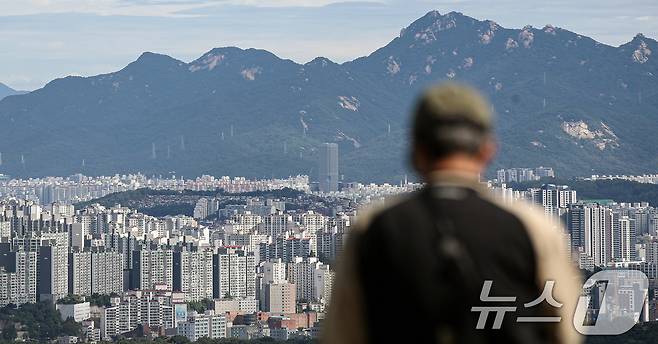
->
<box><xmin>323</xmin><ymin>84</ymin><xmax>581</xmax><ymax>344</ymax></box>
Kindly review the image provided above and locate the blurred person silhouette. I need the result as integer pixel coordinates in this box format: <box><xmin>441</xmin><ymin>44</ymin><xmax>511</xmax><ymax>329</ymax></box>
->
<box><xmin>323</xmin><ymin>83</ymin><xmax>582</xmax><ymax>344</ymax></box>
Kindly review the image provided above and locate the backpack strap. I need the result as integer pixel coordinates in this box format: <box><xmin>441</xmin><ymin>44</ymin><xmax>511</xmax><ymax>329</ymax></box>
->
<box><xmin>420</xmin><ymin>185</ymin><xmax>481</xmax><ymax>295</ymax></box>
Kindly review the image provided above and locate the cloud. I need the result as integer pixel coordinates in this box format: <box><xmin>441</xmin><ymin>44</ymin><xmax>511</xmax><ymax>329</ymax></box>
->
<box><xmin>0</xmin><ymin>74</ymin><xmax>42</xmax><ymax>90</ymax></box>
<box><xmin>46</xmin><ymin>41</ymin><xmax>66</xmax><ymax>50</ymax></box>
<box><xmin>223</xmin><ymin>0</ymin><xmax>368</xmax><ymax>7</ymax></box>
<box><xmin>0</xmin><ymin>0</ymin><xmax>211</xmax><ymax>17</ymax></box>
<box><xmin>0</xmin><ymin>0</ymin><xmax>370</xmax><ymax>17</ymax></box>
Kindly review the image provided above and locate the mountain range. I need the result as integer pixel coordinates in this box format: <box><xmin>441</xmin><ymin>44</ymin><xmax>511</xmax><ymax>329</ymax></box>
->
<box><xmin>0</xmin><ymin>10</ymin><xmax>656</xmax><ymax>182</ymax></box>
<box><xmin>0</xmin><ymin>83</ymin><xmax>25</xmax><ymax>101</ymax></box>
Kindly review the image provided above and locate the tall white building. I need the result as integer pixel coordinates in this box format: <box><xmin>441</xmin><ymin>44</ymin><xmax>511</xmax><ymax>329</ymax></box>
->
<box><xmin>318</xmin><ymin>143</ymin><xmax>339</xmax><ymax>193</ymax></box>
<box><xmin>132</xmin><ymin>249</ymin><xmax>174</xmax><ymax>290</ymax></box>
<box><xmin>177</xmin><ymin>311</ymin><xmax>227</xmax><ymax>342</ymax></box>
<box><xmin>69</xmin><ymin>223</ymin><xmax>86</xmax><ymax>250</ymax></box>
<box><xmin>225</xmin><ymin>233</ymin><xmax>267</xmax><ymax>254</ymax></box>
<box><xmin>213</xmin><ymin>298</ymin><xmax>259</xmax><ymax>314</ymax></box>
<box><xmin>0</xmin><ymin>267</ymin><xmax>18</xmax><ymax>306</ymax></box>
<box><xmin>100</xmin><ymin>290</ymin><xmax>177</xmax><ymax>339</ymax></box>
<box><xmin>38</xmin><ymin>244</ymin><xmax>69</xmax><ymax>301</ymax></box>
<box><xmin>56</xmin><ymin>302</ymin><xmax>91</xmax><ymax>322</ymax></box>
<box><xmin>12</xmin><ymin>232</ymin><xmax>69</xmax><ymax>252</ymax></box>
<box><xmin>228</xmin><ymin>212</ymin><xmax>262</xmax><ymax>232</ymax></box>
<box><xmin>317</xmin><ymin>215</ymin><xmax>350</xmax><ymax>262</ymax></box>
<box><xmin>69</xmin><ymin>251</ymin><xmax>92</xmax><ymax>296</ymax></box>
<box><xmin>287</xmin><ymin>257</ymin><xmax>334</xmax><ymax>304</ymax></box>
<box><xmin>193</xmin><ymin>198</ymin><xmax>210</xmax><ymax>220</ymax></box>
<box><xmin>613</xmin><ymin>215</ymin><xmax>637</xmax><ymax>262</ymax></box>
<box><xmin>0</xmin><ymin>245</ymin><xmax>37</xmax><ymax>306</ymax></box>
<box><xmin>260</xmin><ymin>211</ymin><xmax>292</xmax><ymax>238</ymax></box>
<box><xmin>645</xmin><ymin>239</ymin><xmax>658</xmax><ymax>266</ymax></box>
<box><xmin>213</xmin><ymin>248</ymin><xmax>256</xmax><ymax>299</ymax></box>
<box><xmin>173</xmin><ymin>249</ymin><xmax>214</xmax><ymax>302</ymax></box>
<box><xmin>496</xmin><ymin>167</ymin><xmax>554</xmax><ymax>183</ymax></box>
<box><xmin>296</xmin><ymin>211</ymin><xmax>326</xmax><ymax>232</ymax></box>
<box><xmin>570</xmin><ymin>203</ymin><xmax>613</xmax><ymax>267</ymax></box>
<box><xmin>261</xmin><ymin>259</ymin><xmax>286</xmax><ymax>285</ymax></box>
<box><xmin>312</xmin><ymin>265</ymin><xmax>334</xmax><ymax>305</ymax></box>
<box><xmin>650</xmin><ymin>213</ymin><xmax>658</xmax><ymax>236</ymax></box>
<box><xmin>263</xmin><ymin>282</ymin><xmax>296</xmax><ymax>314</ymax></box>
<box><xmin>91</xmin><ymin>251</ymin><xmax>124</xmax><ymax>295</ymax></box>
<box><xmin>0</xmin><ymin>221</ymin><xmax>11</xmax><ymax>240</ymax></box>
<box><xmin>530</xmin><ymin>184</ymin><xmax>577</xmax><ymax>217</ymax></box>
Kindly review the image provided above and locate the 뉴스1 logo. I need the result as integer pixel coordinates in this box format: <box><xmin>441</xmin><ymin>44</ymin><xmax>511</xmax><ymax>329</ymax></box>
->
<box><xmin>471</xmin><ymin>269</ymin><xmax>649</xmax><ymax>336</ymax></box>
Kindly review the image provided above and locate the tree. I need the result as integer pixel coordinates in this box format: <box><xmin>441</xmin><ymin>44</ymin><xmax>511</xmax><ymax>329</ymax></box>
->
<box><xmin>89</xmin><ymin>293</ymin><xmax>118</xmax><ymax>307</ymax></box>
<box><xmin>170</xmin><ymin>335</ymin><xmax>191</xmax><ymax>344</ymax></box>
<box><xmin>187</xmin><ymin>298</ymin><xmax>214</xmax><ymax>313</ymax></box>
<box><xmin>57</xmin><ymin>294</ymin><xmax>85</xmax><ymax>304</ymax></box>
<box><xmin>62</xmin><ymin>318</ymin><xmax>82</xmax><ymax>337</ymax></box>
<box><xmin>1</xmin><ymin>323</ymin><xmax>17</xmax><ymax>341</ymax></box>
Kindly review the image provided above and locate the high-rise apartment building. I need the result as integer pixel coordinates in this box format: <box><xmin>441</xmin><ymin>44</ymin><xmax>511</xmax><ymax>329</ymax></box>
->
<box><xmin>261</xmin><ymin>259</ymin><xmax>287</xmax><ymax>285</ymax></box>
<box><xmin>213</xmin><ymin>248</ymin><xmax>256</xmax><ymax>299</ymax></box>
<box><xmin>0</xmin><ymin>244</ymin><xmax>37</xmax><ymax>306</ymax></box>
<box><xmin>613</xmin><ymin>214</ymin><xmax>637</xmax><ymax>262</ymax></box>
<box><xmin>0</xmin><ymin>221</ymin><xmax>10</xmax><ymax>240</ymax></box>
<box><xmin>132</xmin><ymin>249</ymin><xmax>174</xmax><ymax>290</ymax></box>
<box><xmin>260</xmin><ymin>211</ymin><xmax>292</xmax><ymax>238</ymax></box>
<box><xmin>259</xmin><ymin>237</ymin><xmax>311</xmax><ymax>263</ymax></box>
<box><xmin>530</xmin><ymin>184</ymin><xmax>577</xmax><ymax>217</ymax></box>
<box><xmin>177</xmin><ymin>311</ymin><xmax>227</xmax><ymax>342</ymax></box>
<box><xmin>173</xmin><ymin>249</ymin><xmax>214</xmax><ymax>302</ymax></box>
<box><xmin>287</xmin><ymin>257</ymin><xmax>334</xmax><ymax>304</ymax></box>
<box><xmin>318</xmin><ymin>143</ymin><xmax>339</xmax><ymax>193</ymax></box>
<box><xmin>570</xmin><ymin>203</ymin><xmax>614</xmax><ymax>266</ymax></box>
<box><xmin>69</xmin><ymin>250</ymin><xmax>123</xmax><ymax>296</ymax></box>
<box><xmin>570</xmin><ymin>202</ymin><xmax>641</xmax><ymax>266</ymax></box>
<box><xmin>91</xmin><ymin>251</ymin><xmax>124</xmax><ymax>295</ymax></box>
<box><xmin>105</xmin><ymin>232</ymin><xmax>137</xmax><ymax>270</ymax></box>
<box><xmin>263</xmin><ymin>282</ymin><xmax>296</xmax><ymax>314</ymax></box>
<box><xmin>100</xmin><ymin>290</ymin><xmax>177</xmax><ymax>339</ymax></box>
<box><xmin>317</xmin><ymin>215</ymin><xmax>350</xmax><ymax>262</ymax></box>
<box><xmin>69</xmin><ymin>251</ymin><xmax>92</xmax><ymax>296</ymax></box>
<box><xmin>496</xmin><ymin>167</ymin><xmax>555</xmax><ymax>183</ymax></box>
<box><xmin>38</xmin><ymin>244</ymin><xmax>69</xmax><ymax>301</ymax></box>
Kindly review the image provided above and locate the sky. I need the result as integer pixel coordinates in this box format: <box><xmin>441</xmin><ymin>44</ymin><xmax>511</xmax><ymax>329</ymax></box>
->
<box><xmin>1</xmin><ymin>0</ymin><xmax>657</xmax><ymax>90</ymax></box>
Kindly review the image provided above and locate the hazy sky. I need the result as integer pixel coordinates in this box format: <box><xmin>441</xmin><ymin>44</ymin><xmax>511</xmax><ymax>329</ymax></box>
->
<box><xmin>1</xmin><ymin>0</ymin><xmax>657</xmax><ymax>90</ymax></box>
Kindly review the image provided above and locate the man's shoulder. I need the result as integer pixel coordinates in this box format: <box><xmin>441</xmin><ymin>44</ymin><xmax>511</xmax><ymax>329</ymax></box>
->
<box><xmin>352</xmin><ymin>187</ymin><xmax>562</xmax><ymax>239</ymax></box>
<box><xmin>353</xmin><ymin>187</ymin><xmax>524</xmax><ymax>231</ymax></box>
<box><xmin>351</xmin><ymin>190</ymin><xmax>425</xmax><ymax>234</ymax></box>
<box><xmin>482</xmin><ymin>194</ymin><xmax>569</xmax><ymax>251</ymax></box>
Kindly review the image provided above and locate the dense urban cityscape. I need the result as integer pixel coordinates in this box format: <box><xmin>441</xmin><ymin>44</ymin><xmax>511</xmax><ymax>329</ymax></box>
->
<box><xmin>1</xmin><ymin>154</ymin><xmax>658</xmax><ymax>342</ymax></box>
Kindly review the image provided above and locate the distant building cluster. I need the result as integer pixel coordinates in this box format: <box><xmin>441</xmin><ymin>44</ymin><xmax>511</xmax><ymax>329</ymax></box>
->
<box><xmin>332</xmin><ymin>180</ymin><xmax>421</xmax><ymax>205</ymax></box>
<box><xmin>496</xmin><ymin>166</ymin><xmax>555</xmax><ymax>183</ymax></box>
<box><xmin>0</xmin><ymin>174</ymin><xmax>310</xmax><ymax>205</ymax></box>
<box><xmin>585</xmin><ymin>174</ymin><xmax>658</xmax><ymax>184</ymax></box>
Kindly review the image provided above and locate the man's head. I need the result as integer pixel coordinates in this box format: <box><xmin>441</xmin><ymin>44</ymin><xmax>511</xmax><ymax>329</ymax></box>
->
<box><xmin>411</xmin><ymin>83</ymin><xmax>496</xmax><ymax>180</ymax></box>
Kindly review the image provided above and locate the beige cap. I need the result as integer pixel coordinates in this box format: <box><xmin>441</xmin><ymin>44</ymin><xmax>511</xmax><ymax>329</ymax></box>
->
<box><xmin>412</xmin><ymin>83</ymin><xmax>493</xmax><ymax>156</ymax></box>
<box><xmin>414</xmin><ymin>82</ymin><xmax>492</xmax><ymax>131</ymax></box>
